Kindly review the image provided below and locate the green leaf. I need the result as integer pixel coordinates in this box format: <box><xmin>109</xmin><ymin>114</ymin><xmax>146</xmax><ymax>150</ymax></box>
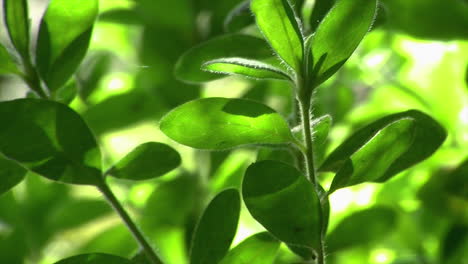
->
<box><xmin>0</xmin><ymin>99</ymin><xmax>102</xmax><ymax>185</ymax></box>
<box><xmin>445</xmin><ymin>158</ymin><xmax>468</xmax><ymax>200</ymax></box>
<box><xmin>309</xmin><ymin>0</ymin><xmax>335</xmax><ymax>32</ymax></box>
<box><xmin>3</xmin><ymin>0</ymin><xmax>30</xmax><ymax>59</ymax></box>
<box><xmin>219</xmin><ymin>232</ymin><xmax>281</xmax><ymax>264</ymax></box>
<box><xmin>243</xmin><ymin>160</ymin><xmax>322</xmax><ymax>252</ymax></box>
<box><xmin>53</xmin><ymin>78</ymin><xmax>78</xmax><ymax>105</ymax></box>
<box><xmin>223</xmin><ymin>0</ymin><xmax>254</xmax><ymax>32</ymax></box>
<box><xmin>251</xmin><ymin>0</ymin><xmax>304</xmax><ymax>71</ymax></box>
<box><xmin>36</xmin><ymin>0</ymin><xmax>99</xmax><ymax>92</ymax></box>
<box><xmin>326</xmin><ymin>206</ymin><xmax>397</xmax><ymax>252</ymax></box>
<box><xmin>319</xmin><ymin>110</ymin><xmax>446</xmax><ymax>192</ymax></box>
<box><xmin>108</xmin><ymin>142</ymin><xmax>181</xmax><ymax>181</ymax></box>
<box><xmin>0</xmin><ymin>43</ymin><xmax>21</xmax><ymax>75</ymax></box>
<box><xmin>0</xmin><ymin>155</ymin><xmax>27</xmax><ymax>195</ymax></box>
<box><xmin>54</xmin><ymin>253</ymin><xmax>133</xmax><ymax>264</ymax></box>
<box><xmin>441</xmin><ymin>223</ymin><xmax>468</xmax><ymax>262</ymax></box>
<box><xmin>160</xmin><ymin>97</ymin><xmax>293</xmax><ymax>150</ymax></box>
<box><xmin>175</xmin><ymin>34</ymin><xmax>276</xmax><ymax>84</ymax></box>
<box><xmin>309</xmin><ymin>0</ymin><xmax>377</xmax><ymax>86</ymax></box>
<box><xmin>190</xmin><ymin>189</ymin><xmax>240</xmax><ymax>264</ymax></box>
<box><xmin>202</xmin><ymin>58</ymin><xmax>292</xmax><ymax>81</ymax></box>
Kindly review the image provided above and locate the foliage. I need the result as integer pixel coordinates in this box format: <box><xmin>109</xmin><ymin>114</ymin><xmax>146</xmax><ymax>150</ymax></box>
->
<box><xmin>0</xmin><ymin>0</ymin><xmax>467</xmax><ymax>264</ymax></box>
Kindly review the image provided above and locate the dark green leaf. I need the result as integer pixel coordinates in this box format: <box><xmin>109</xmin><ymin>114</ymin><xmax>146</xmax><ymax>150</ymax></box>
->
<box><xmin>53</xmin><ymin>78</ymin><xmax>78</xmax><ymax>104</ymax></box>
<box><xmin>190</xmin><ymin>189</ymin><xmax>240</xmax><ymax>264</ymax></box>
<box><xmin>326</xmin><ymin>206</ymin><xmax>397</xmax><ymax>252</ymax></box>
<box><xmin>445</xmin><ymin>158</ymin><xmax>468</xmax><ymax>199</ymax></box>
<box><xmin>54</xmin><ymin>253</ymin><xmax>133</xmax><ymax>264</ymax></box>
<box><xmin>441</xmin><ymin>223</ymin><xmax>468</xmax><ymax>262</ymax></box>
<box><xmin>243</xmin><ymin>160</ymin><xmax>322</xmax><ymax>251</ymax></box>
<box><xmin>108</xmin><ymin>142</ymin><xmax>181</xmax><ymax>181</ymax></box>
<box><xmin>3</xmin><ymin>0</ymin><xmax>30</xmax><ymax>59</ymax></box>
<box><xmin>175</xmin><ymin>34</ymin><xmax>275</xmax><ymax>83</ymax></box>
<box><xmin>0</xmin><ymin>43</ymin><xmax>20</xmax><ymax>75</ymax></box>
<box><xmin>0</xmin><ymin>155</ymin><xmax>27</xmax><ymax>195</ymax></box>
<box><xmin>202</xmin><ymin>58</ymin><xmax>292</xmax><ymax>81</ymax></box>
<box><xmin>251</xmin><ymin>0</ymin><xmax>304</xmax><ymax>71</ymax></box>
<box><xmin>320</xmin><ymin>110</ymin><xmax>446</xmax><ymax>192</ymax></box>
<box><xmin>36</xmin><ymin>0</ymin><xmax>98</xmax><ymax>91</ymax></box>
<box><xmin>219</xmin><ymin>232</ymin><xmax>281</xmax><ymax>264</ymax></box>
<box><xmin>223</xmin><ymin>0</ymin><xmax>254</xmax><ymax>32</ymax></box>
<box><xmin>0</xmin><ymin>99</ymin><xmax>102</xmax><ymax>185</ymax></box>
<box><xmin>99</xmin><ymin>8</ymin><xmax>141</xmax><ymax>25</ymax></box>
<box><xmin>309</xmin><ymin>0</ymin><xmax>377</xmax><ymax>86</ymax></box>
<box><xmin>309</xmin><ymin>0</ymin><xmax>335</xmax><ymax>32</ymax></box>
<box><xmin>160</xmin><ymin>97</ymin><xmax>293</xmax><ymax>150</ymax></box>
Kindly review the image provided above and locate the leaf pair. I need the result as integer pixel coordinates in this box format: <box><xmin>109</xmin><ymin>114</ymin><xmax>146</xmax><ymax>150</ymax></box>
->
<box><xmin>0</xmin><ymin>99</ymin><xmax>180</xmax><ymax>193</ymax></box>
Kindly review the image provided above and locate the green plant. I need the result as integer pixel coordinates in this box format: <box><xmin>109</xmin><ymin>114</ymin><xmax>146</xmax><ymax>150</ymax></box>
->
<box><xmin>0</xmin><ymin>0</ymin><xmax>463</xmax><ymax>263</ymax></box>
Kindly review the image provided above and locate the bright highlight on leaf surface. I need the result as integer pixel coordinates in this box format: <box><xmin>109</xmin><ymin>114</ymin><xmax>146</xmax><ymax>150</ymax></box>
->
<box><xmin>0</xmin><ymin>99</ymin><xmax>102</xmax><ymax>185</ymax></box>
<box><xmin>190</xmin><ymin>189</ymin><xmax>240</xmax><ymax>264</ymax></box>
<box><xmin>108</xmin><ymin>142</ymin><xmax>181</xmax><ymax>181</ymax></box>
<box><xmin>36</xmin><ymin>0</ymin><xmax>98</xmax><ymax>92</ymax></box>
<box><xmin>243</xmin><ymin>160</ymin><xmax>322</xmax><ymax>252</ymax></box>
<box><xmin>160</xmin><ymin>97</ymin><xmax>293</xmax><ymax>150</ymax></box>
<box><xmin>219</xmin><ymin>232</ymin><xmax>281</xmax><ymax>264</ymax></box>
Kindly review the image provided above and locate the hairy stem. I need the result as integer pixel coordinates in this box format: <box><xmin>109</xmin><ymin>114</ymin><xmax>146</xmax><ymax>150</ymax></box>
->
<box><xmin>97</xmin><ymin>180</ymin><xmax>163</xmax><ymax>264</ymax></box>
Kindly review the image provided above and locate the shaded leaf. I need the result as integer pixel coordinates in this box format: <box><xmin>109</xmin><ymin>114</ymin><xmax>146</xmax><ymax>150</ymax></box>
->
<box><xmin>445</xmin><ymin>158</ymin><xmax>468</xmax><ymax>199</ymax></box>
<box><xmin>175</xmin><ymin>34</ymin><xmax>275</xmax><ymax>83</ymax></box>
<box><xmin>223</xmin><ymin>0</ymin><xmax>254</xmax><ymax>32</ymax></box>
<box><xmin>320</xmin><ymin>110</ymin><xmax>446</xmax><ymax>192</ymax></box>
<box><xmin>202</xmin><ymin>58</ymin><xmax>292</xmax><ymax>81</ymax></box>
<box><xmin>3</xmin><ymin>0</ymin><xmax>30</xmax><ymax>59</ymax></box>
<box><xmin>36</xmin><ymin>0</ymin><xmax>98</xmax><ymax>91</ymax></box>
<box><xmin>243</xmin><ymin>160</ymin><xmax>322</xmax><ymax>251</ymax></box>
<box><xmin>99</xmin><ymin>8</ymin><xmax>141</xmax><ymax>25</ymax></box>
<box><xmin>0</xmin><ymin>43</ymin><xmax>20</xmax><ymax>75</ymax></box>
<box><xmin>219</xmin><ymin>232</ymin><xmax>281</xmax><ymax>264</ymax></box>
<box><xmin>309</xmin><ymin>0</ymin><xmax>377</xmax><ymax>86</ymax></box>
<box><xmin>108</xmin><ymin>142</ymin><xmax>181</xmax><ymax>181</ymax></box>
<box><xmin>251</xmin><ymin>0</ymin><xmax>303</xmax><ymax>71</ymax></box>
<box><xmin>0</xmin><ymin>99</ymin><xmax>102</xmax><ymax>185</ymax></box>
<box><xmin>326</xmin><ymin>206</ymin><xmax>397</xmax><ymax>252</ymax></box>
<box><xmin>160</xmin><ymin>97</ymin><xmax>293</xmax><ymax>150</ymax></box>
<box><xmin>309</xmin><ymin>0</ymin><xmax>335</xmax><ymax>32</ymax></box>
<box><xmin>77</xmin><ymin>51</ymin><xmax>112</xmax><ymax>101</ymax></box>
<box><xmin>54</xmin><ymin>253</ymin><xmax>133</xmax><ymax>264</ymax></box>
<box><xmin>0</xmin><ymin>155</ymin><xmax>27</xmax><ymax>195</ymax></box>
<box><xmin>53</xmin><ymin>78</ymin><xmax>78</xmax><ymax>105</ymax></box>
<box><xmin>190</xmin><ymin>189</ymin><xmax>240</xmax><ymax>264</ymax></box>
<box><xmin>441</xmin><ymin>223</ymin><xmax>468</xmax><ymax>262</ymax></box>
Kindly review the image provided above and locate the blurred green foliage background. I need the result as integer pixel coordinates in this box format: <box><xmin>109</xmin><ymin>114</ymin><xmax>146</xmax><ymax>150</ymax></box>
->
<box><xmin>0</xmin><ymin>0</ymin><xmax>467</xmax><ymax>263</ymax></box>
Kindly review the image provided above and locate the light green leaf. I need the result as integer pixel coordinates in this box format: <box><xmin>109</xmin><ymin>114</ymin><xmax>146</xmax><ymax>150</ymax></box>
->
<box><xmin>320</xmin><ymin>110</ymin><xmax>446</xmax><ymax>192</ymax></box>
<box><xmin>219</xmin><ymin>232</ymin><xmax>281</xmax><ymax>264</ymax></box>
<box><xmin>36</xmin><ymin>0</ymin><xmax>99</xmax><ymax>91</ymax></box>
<box><xmin>54</xmin><ymin>253</ymin><xmax>133</xmax><ymax>264</ymax></box>
<box><xmin>160</xmin><ymin>97</ymin><xmax>293</xmax><ymax>150</ymax></box>
<box><xmin>53</xmin><ymin>78</ymin><xmax>78</xmax><ymax>104</ymax></box>
<box><xmin>3</xmin><ymin>0</ymin><xmax>30</xmax><ymax>59</ymax></box>
<box><xmin>309</xmin><ymin>0</ymin><xmax>377</xmax><ymax>86</ymax></box>
<box><xmin>190</xmin><ymin>189</ymin><xmax>240</xmax><ymax>264</ymax></box>
<box><xmin>0</xmin><ymin>43</ymin><xmax>21</xmax><ymax>75</ymax></box>
<box><xmin>243</xmin><ymin>160</ymin><xmax>322</xmax><ymax>252</ymax></box>
<box><xmin>0</xmin><ymin>99</ymin><xmax>102</xmax><ymax>185</ymax></box>
<box><xmin>326</xmin><ymin>206</ymin><xmax>397</xmax><ymax>252</ymax></box>
<box><xmin>251</xmin><ymin>0</ymin><xmax>304</xmax><ymax>71</ymax></box>
<box><xmin>175</xmin><ymin>34</ymin><xmax>276</xmax><ymax>84</ymax></box>
<box><xmin>202</xmin><ymin>57</ymin><xmax>292</xmax><ymax>81</ymax></box>
<box><xmin>0</xmin><ymin>155</ymin><xmax>27</xmax><ymax>195</ymax></box>
<box><xmin>108</xmin><ymin>142</ymin><xmax>181</xmax><ymax>181</ymax></box>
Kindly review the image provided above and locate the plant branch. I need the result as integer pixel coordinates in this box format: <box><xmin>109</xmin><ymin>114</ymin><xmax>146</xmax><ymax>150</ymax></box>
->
<box><xmin>97</xmin><ymin>180</ymin><xmax>163</xmax><ymax>264</ymax></box>
<box><xmin>21</xmin><ymin>54</ymin><xmax>48</xmax><ymax>99</ymax></box>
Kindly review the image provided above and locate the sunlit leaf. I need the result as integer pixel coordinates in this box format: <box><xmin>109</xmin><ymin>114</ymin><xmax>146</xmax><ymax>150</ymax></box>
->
<box><xmin>326</xmin><ymin>206</ymin><xmax>397</xmax><ymax>252</ymax></box>
<box><xmin>36</xmin><ymin>0</ymin><xmax>99</xmax><ymax>91</ymax></box>
<box><xmin>175</xmin><ymin>34</ymin><xmax>275</xmax><ymax>83</ymax></box>
<box><xmin>0</xmin><ymin>43</ymin><xmax>21</xmax><ymax>75</ymax></box>
<box><xmin>309</xmin><ymin>0</ymin><xmax>335</xmax><ymax>32</ymax></box>
<box><xmin>3</xmin><ymin>0</ymin><xmax>30</xmax><ymax>59</ymax></box>
<box><xmin>219</xmin><ymin>232</ymin><xmax>281</xmax><ymax>264</ymax></box>
<box><xmin>320</xmin><ymin>110</ymin><xmax>446</xmax><ymax>192</ymax></box>
<box><xmin>108</xmin><ymin>142</ymin><xmax>181</xmax><ymax>181</ymax></box>
<box><xmin>190</xmin><ymin>189</ymin><xmax>240</xmax><ymax>264</ymax></box>
<box><xmin>251</xmin><ymin>0</ymin><xmax>303</xmax><ymax>71</ymax></box>
<box><xmin>0</xmin><ymin>155</ymin><xmax>27</xmax><ymax>195</ymax></box>
<box><xmin>243</xmin><ymin>160</ymin><xmax>322</xmax><ymax>252</ymax></box>
<box><xmin>309</xmin><ymin>0</ymin><xmax>377</xmax><ymax>86</ymax></box>
<box><xmin>160</xmin><ymin>97</ymin><xmax>293</xmax><ymax>150</ymax></box>
<box><xmin>0</xmin><ymin>99</ymin><xmax>102</xmax><ymax>185</ymax></box>
<box><xmin>202</xmin><ymin>58</ymin><xmax>292</xmax><ymax>81</ymax></box>
<box><xmin>54</xmin><ymin>253</ymin><xmax>133</xmax><ymax>264</ymax></box>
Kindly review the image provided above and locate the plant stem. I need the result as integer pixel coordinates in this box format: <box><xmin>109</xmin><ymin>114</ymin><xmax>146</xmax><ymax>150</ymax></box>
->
<box><xmin>21</xmin><ymin>54</ymin><xmax>48</xmax><ymax>98</ymax></box>
<box><xmin>97</xmin><ymin>180</ymin><xmax>163</xmax><ymax>264</ymax></box>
